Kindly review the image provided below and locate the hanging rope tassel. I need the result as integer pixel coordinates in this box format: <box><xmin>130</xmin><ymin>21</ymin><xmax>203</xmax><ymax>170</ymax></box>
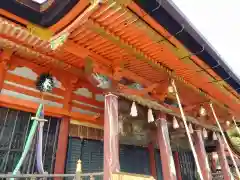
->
<box><xmin>189</xmin><ymin>123</ymin><xmax>194</xmax><ymax>134</ymax></box>
<box><xmin>130</xmin><ymin>101</ymin><xmax>138</xmax><ymax>117</ymax></box>
<box><xmin>202</xmin><ymin>128</ymin><xmax>208</xmax><ymax>139</ymax></box>
<box><xmin>212</xmin><ymin>132</ymin><xmax>217</xmax><ymax>141</ymax></box>
<box><xmin>148</xmin><ymin>108</ymin><xmax>154</xmax><ymax>123</ymax></box>
<box><xmin>210</xmin><ymin>103</ymin><xmax>240</xmax><ymax>178</ymax></box>
<box><xmin>173</xmin><ymin>116</ymin><xmax>179</xmax><ymax>129</ymax></box>
<box><xmin>171</xmin><ymin>79</ymin><xmax>204</xmax><ymax>180</ymax></box>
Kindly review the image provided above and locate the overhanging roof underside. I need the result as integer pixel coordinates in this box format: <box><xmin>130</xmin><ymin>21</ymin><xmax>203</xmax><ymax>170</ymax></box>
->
<box><xmin>0</xmin><ymin>0</ymin><xmax>239</xmax><ymax>118</ymax></box>
<box><xmin>135</xmin><ymin>0</ymin><xmax>240</xmax><ymax>94</ymax></box>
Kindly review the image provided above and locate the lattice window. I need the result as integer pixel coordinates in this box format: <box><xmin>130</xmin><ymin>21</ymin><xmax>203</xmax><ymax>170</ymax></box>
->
<box><xmin>178</xmin><ymin>151</ymin><xmax>197</xmax><ymax>180</ymax></box>
<box><xmin>0</xmin><ymin>107</ymin><xmax>60</xmax><ymax>173</ymax></box>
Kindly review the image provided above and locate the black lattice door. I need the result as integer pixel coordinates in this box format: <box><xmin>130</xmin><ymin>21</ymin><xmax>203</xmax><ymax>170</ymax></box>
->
<box><xmin>66</xmin><ymin>138</ymin><xmax>104</xmax><ymax>180</ymax></box>
<box><xmin>119</xmin><ymin>144</ymin><xmax>151</xmax><ymax>175</ymax></box>
<box><xmin>154</xmin><ymin>149</ymin><xmax>163</xmax><ymax>180</ymax></box>
<box><xmin>178</xmin><ymin>151</ymin><xmax>197</xmax><ymax>180</ymax></box>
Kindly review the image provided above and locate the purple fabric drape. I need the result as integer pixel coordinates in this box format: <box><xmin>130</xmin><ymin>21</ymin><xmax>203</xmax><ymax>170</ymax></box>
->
<box><xmin>36</xmin><ymin>121</ymin><xmax>45</xmax><ymax>174</ymax></box>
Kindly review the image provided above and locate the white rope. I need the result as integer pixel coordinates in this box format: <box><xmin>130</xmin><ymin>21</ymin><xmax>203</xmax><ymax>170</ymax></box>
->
<box><xmin>209</xmin><ymin>103</ymin><xmax>240</xmax><ymax>179</ymax></box>
<box><xmin>171</xmin><ymin>80</ymin><xmax>204</xmax><ymax>180</ymax></box>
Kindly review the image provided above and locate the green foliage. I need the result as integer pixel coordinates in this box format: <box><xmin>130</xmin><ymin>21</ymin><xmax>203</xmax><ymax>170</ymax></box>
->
<box><xmin>227</xmin><ymin>127</ymin><xmax>240</xmax><ymax>152</ymax></box>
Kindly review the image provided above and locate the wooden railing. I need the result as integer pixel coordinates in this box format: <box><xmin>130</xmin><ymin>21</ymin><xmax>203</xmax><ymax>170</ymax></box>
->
<box><xmin>112</xmin><ymin>172</ymin><xmax>155</xmax><ymax>180</ymax></box>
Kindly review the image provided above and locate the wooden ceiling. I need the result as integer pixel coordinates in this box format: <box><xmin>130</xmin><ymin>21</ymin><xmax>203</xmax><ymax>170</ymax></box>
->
<box><xmin>0</xmin><ymin>0</ymin><xmax>239</xmax><ymax>124</ymax></box>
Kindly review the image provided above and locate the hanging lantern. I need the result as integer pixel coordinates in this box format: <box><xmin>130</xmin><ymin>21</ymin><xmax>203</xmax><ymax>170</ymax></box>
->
<box><xmin>148</xmin><ymin>109</ymin><xmax>154</xmax><ymax>123</ymax></box>
<box><xmin>213</xmin><ymin>132</ymin><xmax>217</xmax><ymax>140</ymax></box>
<box><xmin>199</xmin><ymin>106</ymin><xmax>207</xmax><ymax>117</ymax></box>
<box><xmin>173</xmin><ymin>116</ymin><xmax>179</xmax><ymax>129</ymax></box>
<box><xmin>130</xmin><ymin>101</ymin><xmax>138</xmax><ymax>117</ymax></box>
<box><xmin>202</xmin><ymin>128</ymin><xmax>208</xmax><ymax>139</ymax></box>
<box><xmin>189</xmin><ymin>123</ymin><xmax>194</xmax><ymax>134</ymax></box>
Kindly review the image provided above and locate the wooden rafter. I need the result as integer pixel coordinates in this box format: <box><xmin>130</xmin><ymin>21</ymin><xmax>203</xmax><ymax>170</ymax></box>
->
<box><xmin>0</xmin><ymin>0</ymin><xmax>238</xmax><ymax>121</ymax></box>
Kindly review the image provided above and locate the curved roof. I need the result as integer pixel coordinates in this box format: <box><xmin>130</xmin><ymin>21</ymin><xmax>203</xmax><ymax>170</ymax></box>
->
<box><xmin>0</xmin><ymin>0</ymin><xmax>239</xmax><ymax>120</ymax></box>
<box><xmin>135</xmin><ymin>0</ymin><xmax>240</xmax><ymax>94</ymax></box>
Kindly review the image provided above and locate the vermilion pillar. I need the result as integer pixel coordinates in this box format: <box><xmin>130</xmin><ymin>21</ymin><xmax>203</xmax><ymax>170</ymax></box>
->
<box><xmin>0</xmin><ymin>49</ymin><xmax>12</xmax><ymax>92</ymax></box>
<box><xmin>148</xmin><ymin>143</ymin><xmax>157</xmax><ymax>179</ymax></box>
<box><xmin>156</xmin><ymin>113</ymin><xmax>177</xmax><ymax>180</ymax></box>
<box><xmin>103</xmin><ymin>93</ymin><xmax>120</xmax><ymax>180</ymax></box>
<box><xmin>216</xmin><ymin>134</ymin><xmax>233</xmax><ymax>180</ymax></box>
<box><xmin>0</xmin><ymin>61</ymin><xmax>8</xmax><ymax>92</ymax></box>
<box><xmin>54</xmin><ymin>86</ymin><xmax>72</xmax><ymax>176</ymax></box>
<box><xmin>173</xmin><ymin>152</ymin><xmax>182</xmax><ymax>180</ymax></box>
<box><xmin>54</xmin><ymin>116</ymin><xmax>70</xmax><ymax>174</ymax></box>
<box><xmin>193</xmin><ymin>130</ymin><xmax>212</xmax><ymax>180</ymax></box>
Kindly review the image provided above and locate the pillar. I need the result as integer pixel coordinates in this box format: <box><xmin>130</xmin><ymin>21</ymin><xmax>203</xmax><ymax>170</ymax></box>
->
<box><xmin>54</xmin><ymin>116</ymin><xmax>70</xmax><ymax>174</ymax></box>
<box><xmin>54</xmin><ymin>84</ymin><xmax>72</xmax><ymax>175</ymax></box>
<box><xmin>0</xmin><ymin>49</ymin><xmax>13</xmax><ymax>92</ymax></box>
<box><xmin>0</xmin><ymin>60</ymin><xmax>9</xmax><ymax>92</ymax></box>
<box><xmin>193</xmin><ymin>130</ymin><xmax>212</xmax><ymax>180</ymax></box>
<box><xmin>156</xmin><ymin>113</ymin><xmax>177</xmax><ymax>180</ymax></box>
<box><xmin>148</xmin><ymin>143</ymin><xmax>157</xmax><ymax>179</ymax></box>
<box><xmin>173</xmin><ymin>152</ymin><xmax>182</xmax><ymax>180</ymax></box>
<box><xmin>103</xmin><ymin>93</ymin><xmax>120</xmax><ymax>180</ymax></box>
<box><xmin>216</xmin><ymin>134</ymin><xmax>233</xmax><ymax>180</ymax></box>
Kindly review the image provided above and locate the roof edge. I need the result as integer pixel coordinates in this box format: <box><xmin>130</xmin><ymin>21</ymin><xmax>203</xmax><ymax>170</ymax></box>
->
<box><xmin>161</xmin><ymin>0</ymin><xmax>240</xmax><ymax>92</ymax></box>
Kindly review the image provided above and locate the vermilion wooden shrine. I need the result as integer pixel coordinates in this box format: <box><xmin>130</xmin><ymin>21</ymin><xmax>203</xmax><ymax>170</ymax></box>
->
<box><xmin>0</xmin><ymin>0</ymin><xmax>240</xmax><ymax>180</ymax></box>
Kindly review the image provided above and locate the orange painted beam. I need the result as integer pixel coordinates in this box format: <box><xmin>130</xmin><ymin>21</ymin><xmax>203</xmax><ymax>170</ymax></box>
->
<box><xmin>3</xmin><ymin>83</ymin><xmax>63</xmax><ymax>104</ymax></box>
<box><xmin>72</xmin><ymin>93</ymin><xmax>104</xmax><ymax>107</ymax></box>
<box><xmin>5</xmin><ymin>72</ymin><xmax>65</xmax><ymax>96</ymax></box>
<box><xmin>5</xmin><ymin>72</ymin><xmax>104</xmax><ymax>109</ymax></box>
<box><xmin>70</xmin><ymin>111</ymin><xmax>103</xmax><ymax>126</ymax></box>
<box><xmin>72</xmin><ymin>101</ymin><xmax>104</xmax><ymax>114</ymax></box>
<box><xmin>0</xmin><ymin>94</ymin><xmax>100</xmax><ymax>123</ymax></box>
<box><xmin>78</xmin><ymin>82</ymin><xmax>103</xmax><ymax>94</ymax></box>
<box><xmin>0</xmin><ymin>94</ymin><xmax>66</xmax><ymax>117</ymax></box>
<box><xmin>0</xmin><ymin>35</ymin><xmax>84</xmax><ymax>77</ymax></box>
<box><xmin>10</xmin><ymin>56</ymin><xmax>48</xmax><ymax>74</ymax></box>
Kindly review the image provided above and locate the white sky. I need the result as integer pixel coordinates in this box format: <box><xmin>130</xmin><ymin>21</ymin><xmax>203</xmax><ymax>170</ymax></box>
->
<box><xmin>171</xmin><ymin>0</ymin><xmax>240</xmax><ymax>78</ymax></box>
